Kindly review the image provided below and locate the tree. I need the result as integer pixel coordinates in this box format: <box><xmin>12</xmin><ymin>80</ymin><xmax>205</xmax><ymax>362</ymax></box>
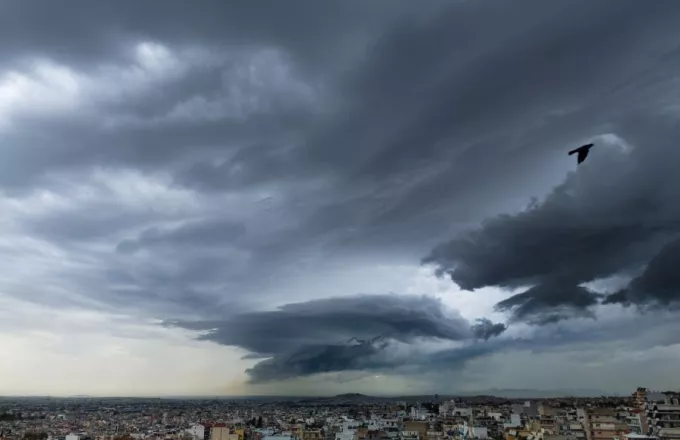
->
<box><xmin>257</xmin><ymin>417</ymin><xmax>263</xmax><ymax>428</ymax></box>
<box><xmin>0</xmin><ymin>413</ymin><xmax>17</xmax><ymax>422</ymax></box>
<box><xmin>23</xmin><ymin>432</ymin><xmax>48</xmax><ymax>440</ymax></box>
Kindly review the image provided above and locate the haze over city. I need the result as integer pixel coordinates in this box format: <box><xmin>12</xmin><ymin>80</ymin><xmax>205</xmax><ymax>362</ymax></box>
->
<box><xmin>2</xmin><ymin>0</ymin><xmax>680</xmax><ymax>398</ymax></box>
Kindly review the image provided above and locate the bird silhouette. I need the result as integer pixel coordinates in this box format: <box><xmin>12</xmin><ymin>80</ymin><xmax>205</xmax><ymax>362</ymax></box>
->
<box><xmin>568</xmin><ymin>143</ymin><xmax>594</xmax><ymax>165</ymax></box>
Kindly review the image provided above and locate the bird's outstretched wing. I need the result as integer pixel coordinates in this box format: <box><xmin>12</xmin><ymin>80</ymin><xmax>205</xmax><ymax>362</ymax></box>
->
<box><xmin>568</xmin><ymin>143</ymin><xmax>594</xmax><ymax>164</ymax></box>
<box><xmin>577</xmin><ymin>149</ymin><xmax>589</xmax><ymax>164</ymax></box>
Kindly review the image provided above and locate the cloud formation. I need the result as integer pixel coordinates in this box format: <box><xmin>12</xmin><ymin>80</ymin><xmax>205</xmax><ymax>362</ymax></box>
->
<box><xmin>169</xmin><ymin>294</ymin><xmax>506</xmax><ymax>382</ymax></box>
<box><xmin>3</xmin><ymin>0</ymin><xmax>680</xmax><ymax>393</ymax></box>
<box><xmin>604</xmin><ymin>237</ymin><xmax>680</xmax><ymax>308</ymax></box>
<box><xmin>425</xmin><ymin>122</ymin><xmax>680</xmax><ymax>324</ymax></box>
<box><xmin>471</xmin><ymin>318</ymin><xmax>508</xmax><ymax>341</ymax></box>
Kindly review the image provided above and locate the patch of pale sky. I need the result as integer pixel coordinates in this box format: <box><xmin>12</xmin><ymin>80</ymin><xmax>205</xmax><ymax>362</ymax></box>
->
<box><xmin>0</xmin><ymin>39</ymin><xmax>317</xmax><ymax>132</ymax></box>
<box><xmin>0</xmin><ymin>294</ymin><xmax>254</xmax><ymax>396</ymax></box>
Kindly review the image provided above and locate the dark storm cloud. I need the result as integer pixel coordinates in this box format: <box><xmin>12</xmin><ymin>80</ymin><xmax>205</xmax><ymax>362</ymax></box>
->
<box><xmin>173</xmin><ymin>294</ymin><xmax>475</xmax><ymax>354</ymax></box>
<box><xmin>0</xmin><ymin>0</ymin><xmax>442</xmax><ymax>193</ymax></box>
<box><xmin>425</xmin><ymin>116</ymin><xmax>680</xmax><ymax>323</ymax></box>
<box><xmin>4</xmin><ymin>0</ymin><xmax>680</xmax><ymax>390</ymax></box>
<box><xmin>494</xmin><ymin>282</ymin><xmax>602</xmax><ymax>325</ymax></box>
<box><xmin>603</xmin><ymin>237</ymin><xmax>680</xmax><ymax>308</ymax></box>
<box><xmin>169</xmin><ymin>0</ymin><xmax>680</xmax><ymax>192</ymax></box>
<box><xmin>168</xmin><ymin>294</ymin><xmax>507</xmax><ymax>382</ymax></box>
<box><xmin>167</xmin><ymin>0</ymin><xmax>680</xmax><ymax>258</ymax></box>
<box><xmin>202</xmin><ymin>300</ymin><xmax>680</xmax><ymax>383</ymax></box>
<box><xmin>3</xmin><ymin>0</ymin><xmax>680</xmax><ymax>272</ymax></box>
<box><xmin>243</xmin><ymin>335</ymin><xmax>510</xmax><ymax>383</ymax></box>
<box><xmin>4</xmin><ymin>0</ymin><xmax>680</xmax><ymax>203</ymax></box>
<box><xmin>471</xmin><ymin>318</ymin><xmax>508</xmax><ymax>341</ymax></box>
<box><xmin>0</xmin><ymin>0</ymin><xmax>430</xmax><ymax>68</ymax></box>
<box><xmin>244</xmin><ymin>337</ymin><xmax>392</xmax><ymax>383</ymax></box>
<box><xmin>243</xmin><ymin>337</ymin><xmax>510</xmax><ymax>384</ymax></box>
<box><xmin>289</xmin><ymin>0</ymin><xmax>680</xmax><ymax>179</ymax></box>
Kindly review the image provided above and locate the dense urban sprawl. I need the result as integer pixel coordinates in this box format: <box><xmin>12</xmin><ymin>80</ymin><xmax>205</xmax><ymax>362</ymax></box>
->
<box><xmin>1</xmin><ymin>389</ymin><xmax>678</xmax><ymax>440</ymax></box>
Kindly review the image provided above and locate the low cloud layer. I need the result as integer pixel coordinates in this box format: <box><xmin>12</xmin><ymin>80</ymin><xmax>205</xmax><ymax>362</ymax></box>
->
<box><xmin>169</xmin><ymin>294</ymin><xmax>506</xmax><ymax>382</ymax></box>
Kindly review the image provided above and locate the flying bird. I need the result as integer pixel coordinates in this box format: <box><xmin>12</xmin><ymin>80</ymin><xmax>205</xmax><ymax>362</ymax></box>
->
<box><xmin>568</xmin><ymin>143</ymin><xmax>594</xmax><ymax>165</ymax></box>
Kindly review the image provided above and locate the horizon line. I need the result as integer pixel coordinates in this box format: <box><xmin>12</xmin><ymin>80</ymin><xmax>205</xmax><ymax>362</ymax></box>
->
<box><xmin>0</xmin><ymin>389</ymin><xmax>623</xmax><ymax>399</ymax></box>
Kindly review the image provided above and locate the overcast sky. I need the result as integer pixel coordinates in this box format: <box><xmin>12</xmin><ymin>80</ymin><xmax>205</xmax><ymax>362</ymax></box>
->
<box><xmin>2</xmin><ymin>0</ymin><xmax>680</xmax><ymax>397</ymax></box>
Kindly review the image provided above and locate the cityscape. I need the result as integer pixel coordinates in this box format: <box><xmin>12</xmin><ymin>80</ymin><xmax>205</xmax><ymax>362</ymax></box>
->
<box><xmin>1</xmin><ymin>389</ymin><xmax>679</xmax><ymax>440</ymax></box>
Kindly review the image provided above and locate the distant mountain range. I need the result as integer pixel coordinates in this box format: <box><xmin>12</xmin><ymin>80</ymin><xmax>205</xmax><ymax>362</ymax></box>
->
<box><xmin>2</xmin><ymin>388</ymin><xmax>614</xmax><ymax>400</ymax></box>
<box><xmin>454</xmin><ymin>388</ymin><xmax>610</xmax><ymax>398</ymax></box>
<box><xmin>328</xmin><ymin>388</ymin><xmax>610</xmax><ymax>400</ymax></box>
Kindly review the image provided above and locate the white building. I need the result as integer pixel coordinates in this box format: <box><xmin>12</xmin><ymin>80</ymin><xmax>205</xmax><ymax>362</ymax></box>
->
<box><xmin>263</xmin><ymin>436</ymin><xmax>294</xmax><ymax>440</ymax></box>
<box><xmin>470</xmin><ymin>427</ymin><xmax>489</xmax><ymax>439</ymax></box>
<box><xmin>380</xmin><ymin>419</ymin><xmax>401</xmax><ymax>438</ymax></box>
<box><xmin>452</xmin><ymin>407</ymin><xmax>474</xmax><ymax>418</ymax></box>
<box><xmin>504</xmin><ymin>414</ymin><xmax>523</xmax><ymax>429</ymax></box>
<box><xmin>334</xmin><ymin>418</ymin><xmax>360</xmax><ymax>440</ymax></box>
<box><xmin>625</xmin><ymin>435</ymin><xmax>657</xmax><ymax>440</ymax></box>
<box><xmin>624</xmin><ymin>412</ymin><xmax>646</xmax><ymax>435</ymax></box>
<box><xmin>187</xmin><ymin>424</ymin><xmax>206</xmax><ymax>440</ymax></box>
<box><xmin>411</xmin><ymin>407</ymin><xmax>430</xmax><ymax>420</ymax></box>
<box><xmin>647</xmin><ymin>393</ymin><xmax>680</xmax><ymax>440</ymax></box>
<box><xmin>488</xmin><ymin>413</ymin><xmax>503</xmax><ymax>422</ymax></box>
<box><xmin>439</xmin><ymin>402</ymin><xmax>452</xmax><ymax>416</ymax></box>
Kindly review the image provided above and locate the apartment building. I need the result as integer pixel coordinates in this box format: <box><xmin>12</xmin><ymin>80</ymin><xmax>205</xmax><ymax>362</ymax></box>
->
<box><xmin>209</xmin><ymin>425</ymin><xmax>235</xmax><ymax>440</ymax></box>
<box><xmin>402</xmin><ymin>422</ymin><xmax>428</xmax><ymax>440</ymax></box>
<box><xmin>584</xmin><ymin>408</ymin><xmax>620</xmax><ymax>440</ymax></box>
<box><xmin>624</xmin><ymin>410</ymin><xmax>647</xmax><ymax>435</ymax></box>
<box><xmin>539</xmin><ymin>405</ymin><xmax>558</xmax><ymax>434</ymax></box>
<box><xmin>634</xmin><ymin>389</ymin><xmax>649</xmax><ymax>410</ymax></box>
<box><xmin>647</xmin><ymin>393</ymin><xmax>680</xmax><ymax>440</ymax></box>
<box><xmin>559</xmin><ymin>421</ymin><xmax>587</xmax><ymax>439</ymax></box>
